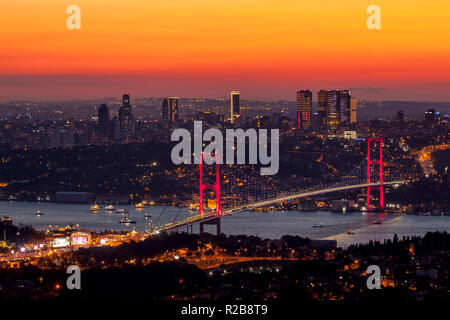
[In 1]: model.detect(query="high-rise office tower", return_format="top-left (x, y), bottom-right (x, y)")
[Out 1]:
top-left (326, 90), bottom-right (340, 128)
top-left (350, 98), bottom-right (357, 123)
top-left (317, 90), bottom-right (328, 126)
top-left (296, 90), bottom-right (312, 129)
top-left (339, 90), bottom-right (351, 123)
top-left (97, 104), bottom-right (109, 135)
top-left (318, 89), bottom-right (352, 128)
top-left (168, 97), bottom-right (179, 125)
top-left (395, 110), bottom-right (405, 123)
top-left (424, 109), bottom-right (437, 129)
top-left (162, 98), bottom-right (169, 122)
top-left (109, 116), bottom-right (120, 140)
top-left (230, 91), bottom-right (240, 123)
top-left (119, 94), bottom-right (133, 138)
top-left (122, 94), bottom-right (130, 107)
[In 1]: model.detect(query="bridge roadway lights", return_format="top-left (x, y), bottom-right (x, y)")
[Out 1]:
top-left (200, 217), bottom-right (221, 236)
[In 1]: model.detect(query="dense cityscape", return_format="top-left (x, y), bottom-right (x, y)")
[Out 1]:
top-left (1, 0), bottom-right (450, 314)
top-left (0, 89), bottom-right (449, 307)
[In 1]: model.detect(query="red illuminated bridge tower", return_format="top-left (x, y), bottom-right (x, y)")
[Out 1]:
top-left (366, 136), bottom-right (384, 211)
top-left (199, 154), bottom-right (222, 235)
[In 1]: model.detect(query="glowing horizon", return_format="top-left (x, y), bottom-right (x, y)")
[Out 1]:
top-left (1, 0), bottom-right (450, 101)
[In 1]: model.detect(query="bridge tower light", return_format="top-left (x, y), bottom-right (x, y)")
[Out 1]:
top-left (367, 136), bottom-right (384, 211)
top-left (199, 153), bottom-right (222, 236)
top-left (199, 153), bottom-right (221, 216)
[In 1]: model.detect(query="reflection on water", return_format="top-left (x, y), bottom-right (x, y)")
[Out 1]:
top-left (221, 211), bottom-right (450, 248)
top-left (1, 201), bottom-right (449, 248)
top-left (0, 201), bottom-right (191, 233)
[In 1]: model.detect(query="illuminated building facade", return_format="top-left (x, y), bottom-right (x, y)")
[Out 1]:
top-left (70, 231), bottom-right (91, 246)
top-left (326, 90), bottom-right (340, 128)
top-left (350, 98), bottom-right (357, 123)
top-left (230, 91), bottom-right (240, 123)
top-left (168, 97), bottom-right (179, 126)
top-left (317, 90), bottom-right (328, 126)
top-left (424, 108), bottom-right (438, 129)
top-left (339, 90), bottom-right (351, 123)
top-left (318, 89), bottom-right (352, 128)
top-left (296, 90), bottom-right (312, 129)
top-left (119, 94), bottom-right (134, 139)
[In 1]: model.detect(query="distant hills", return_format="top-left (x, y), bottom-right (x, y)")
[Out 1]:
top-left (356, 101), bottom-right (450, 120)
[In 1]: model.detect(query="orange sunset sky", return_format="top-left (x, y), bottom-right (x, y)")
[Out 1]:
top-left (0, 0), bottom-right (449, 101)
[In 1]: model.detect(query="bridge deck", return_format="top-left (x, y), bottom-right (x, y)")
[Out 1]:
top-left (148, 180), bottom-right (409, 234)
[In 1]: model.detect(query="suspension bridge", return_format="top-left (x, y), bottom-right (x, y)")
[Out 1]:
top-left (148, 136), bottom-right (410, 235)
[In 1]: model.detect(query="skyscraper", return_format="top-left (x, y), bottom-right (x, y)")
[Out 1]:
top-left (318, 89), bottom-right (352, 128)
top-left (231, 91), bottom-right (240, 123)
top-left (97, 104), bottom-right (109, 135)
top-left (162, 98), bottom-right (169, 122)
top-left (109, 116), bottom-right (120, 140)
top-left (395, 110), bottom-right (405, 123)
top-left (317, 90), bottom-right (328, 126)
top-left (350, 98), bottom-right (357, 123)
top-left (168, 97), bottom-right (179, 126)
top-left (424, 109), bottom-right (437, 129)
top-left (119, 94), bottom-right (133, 138)
top-left (122, 94), bottom-right (130, 107)
top-left (326, 90), bottom-right (339, 128)
top-left (339, 90), bottom-right (351, 123)
top-left (296, 90), bottom-right (312, 129)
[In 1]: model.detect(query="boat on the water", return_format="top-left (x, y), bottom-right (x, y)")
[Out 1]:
top-left (116, 208), bottom-right (129, 214)
top-left (135, 202), bottom-right (145, 209)
top-left (105, 205), bottom-right (116, 211)
top-left (90, 204), bottom-right (101, 212)
top-left (119, 217), bottom-right (136, 224)
top-left (66, 223), bottom-right (79, 231)
top-left (312, 223), bottom-right (324, 228)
